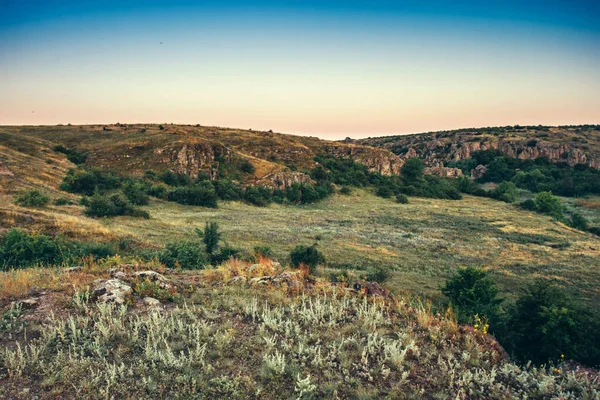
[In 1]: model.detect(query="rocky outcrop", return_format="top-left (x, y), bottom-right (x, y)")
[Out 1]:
top-left (153, 142), bottom-right (235, 179)
top-left (92, 279), bottom-right (132, 305)
top-left (471, 164), bottom-right (488, 180)
top-left (358, 126), bottom-right (600, 170)
top-left (259, 171), bottom-right (316, 189)
top-left (425, 166), bottom-right (463, 178)
top-left (324, 144), bottom-right (405, 175)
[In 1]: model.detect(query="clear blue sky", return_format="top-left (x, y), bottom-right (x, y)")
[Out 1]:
top-left (1, 0), bottom-right (599, 138)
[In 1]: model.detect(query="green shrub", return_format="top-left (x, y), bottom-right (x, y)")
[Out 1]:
top-left (15, 190), bottom-right (50, 208)
top-left (195, 222), bottom-right (221, 256)
top-left (53, 145), bottom-right (88, 164)
top-left (85, 193), bottom-right (148, 218)
top-left (290, 244), bottom-right (325, 274)
top-left (441, 267), bottom-right (502, 324)
top-left (535, 191), bottom-right (564, 219)
top-left (491, 181), bottom-right (518, 203)
top-left (589, 227), bottom-right (600, 237)
top-left (240, 160), bottom-right (255, 174)
top-left (569, 213), bottom-right (588, 231)
top-left (212, 246), bottom-right (240, 265)
top-left (364, 267), bottom-right (390, 283)
top-left (254, 246), bottom-right (273, 259)
top-left (401, 158), bottom-right (425, 182)
top-left (60, 168), bottom-right (121, 195)
top-left (121, 180), bottom-right (150, 205)
top-left (161, 171), bottom-right (191, 187)
top-left (339, 186), bottom-right (352, 195)
top-left (395, 193), bottom-right (409, 204)
top-left (53, 197), bottom-right (74, 206)
top-left (159, 241), bottom-right (208, 269)
top-left (501, 280), bottom-right (600, 366)
top-left (213, 180), bottom-right (243, 201)
top-left (519, 199), bottom-right (538, 211)
top-left (0, 229), bottom-right (61, 269)
top-left (167, 183), bottom-right (218, 208)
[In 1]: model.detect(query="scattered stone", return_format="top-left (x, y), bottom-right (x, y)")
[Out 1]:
top-left (19, 298), bottom-right (40, 309)
top-left (249, 276), bottom-right (272, 286)
top-left (64, 266), bottom-right (83, 273)
top-left (113, 271), bottom-right (127, 280)
top-left (227, 276), bottom-right (247, 285)
top-left (143, 297), bottom-right (161, 308)
top-left (132, 271), bottom-right (172, 289)
top-left (92, 279), bottom-right (132, 305)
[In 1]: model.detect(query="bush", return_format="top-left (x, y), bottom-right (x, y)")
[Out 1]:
top-left (501, 280), bottom-right (600, 366)
top-left (569, 212), bottom-right (589, 231)
top-left (161, 171), bottom-right (191, 187)
top-left (167, 183), bottom-right (218, 208)
top-left (53, 145), bottom-right (87, 164)
top-left (519, 199), bottom-right (538, 211)
top-left (159, 241), bottom-right (208, 269)
top-left (60, 168), bottom-right (121, 195)
top-left (254, 246), bottom-right (273, 259)
top-left (212, 246), bottom-right (240, 265)
top-left (535, 191), bottom-right (564, 219)
top-left (0, 229), bottom-right (61, 269)
top-left (213, 180), bottom-right (242, 201)
top-left (401, 158), bottom-right (425, 182)
top-left (589, 227), bottom-right (600, 237)
top-left (53, 197), bottom-right (74, 206)
top-left (491, 181), bottom-right (518, 203)
top-left (85, 193), bottom-right (147, 218)
top-left (441, 267), bottom-right (502, 324)
top-left (239, 160), bottom-right (255, 174)
top-left (395, 193), bottom-right (409, 204)
top-left (364, 267), bottom-right (390, 283)
top-left (339, 186), bottom-right (352, 195)
top-left (121, 180), bottom-right (150, 205)
top-left (15, 190), bottom-right (50, 208)
top-left (195, 222), bottom-right (221, 256)
top-left (290, 244), bottom-right (325, 274)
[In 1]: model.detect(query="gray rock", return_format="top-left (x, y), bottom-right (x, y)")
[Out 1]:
top-left (227, 276), bottom-right (247, 285)
top-left (143, 297), bottom-right (161, 308)
top-left (19, 298), bottom-right (40, 309)
top-left (113, 271), bottom-right (127, 280)
top-left (132, 271), bottom-right (172, 289)
top-left (64, 266), bottom-right (83, 273)
top-left (92, 279), bottom-right (132, 305)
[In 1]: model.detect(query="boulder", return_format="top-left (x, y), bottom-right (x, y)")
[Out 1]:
top-left (64, 266), bottom-right (83, 273)
top-left (19, 298), bottom-right (40, 309)
top-left (226, 276), bottom-right (247, 285)
top-left (143, 297), bottom-right (161, 308)
top-left (132, 271), bottom-right (172, 289)
top-left (92, 279), bottom-right (132, 305)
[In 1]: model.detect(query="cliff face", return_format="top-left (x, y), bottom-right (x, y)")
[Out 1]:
top-left (323, 144), bottom-right (405, 175)
top-left (357, 125), bottom-right (600, 170)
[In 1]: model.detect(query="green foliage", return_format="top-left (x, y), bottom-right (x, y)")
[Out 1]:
top-left (253, 246), bottom-right (273, 259)
top-left (339, 186), bottom-right (352, 195)
top-left (121, 180), bottom-right (150, 205)
top-left (0, 229), bottom-right (116, 270)
top-left (53, 145), bottom-right (88, 164)
top-left (167, 182), bottom-right (218, 208)
top-left (401, 158), bottom-right (425, 182)
top-left (161, 171), bottom-right (191, 187)
top-left (364, 267), bottom-right (390, 283)
top-left (239, 159), bottom-right (255, 174)
top-left (15, 190), bottom-right (50, 208)
top-left (491, 181), bottom-right (518, 203)
top-left (53, 197), bottom-right (74, 206)
top-left (519, 199), bottom-right (538, 211)
top-left (0, 229), bottom-right (61, 269)
top-left (85, 193), bottom-right (149, 219)
top-left (60, 168), bottom-right (121, 196)
top-left (441, 267), bottom-right (502, 324)
top-left (569, 212), bottom-right (588, 231)
top-left (196, 222), bottom-right (221, 256)
top-left (501, 280), bottom-right (600, 367)
top-left (213, 180), bottom-right (243, 201)
top-left (395, 193), bottom-right (409, 204)
top-left (290, 244), bottom-right (325, 273)
top-left (159, 241), bottom-right (208, 269)
top-left (534, 191), bottom-right (563, 219)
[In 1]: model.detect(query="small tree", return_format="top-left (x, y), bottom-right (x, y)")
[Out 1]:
top-left (569, 212), bottom-right (588, 231)
top-left (15, 190), bottom-right (50, 208)
top-left (196, 222), bottom-right (221, 256)
top-left (401, 158), bottom-right (425, 182)
top-left (290, 244), bottom-right (325, 274)
top-left (535, 191), bottom-right (563, 219)
top-left (442, 267), bottom-right (502, 325)
top-left (492, 181), bottom-right (518, 203)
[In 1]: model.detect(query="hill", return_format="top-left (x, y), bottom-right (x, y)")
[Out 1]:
top-left (355, 125), bottom-right (600, 177)
top-left (0, 124), bottom-right (405, 196)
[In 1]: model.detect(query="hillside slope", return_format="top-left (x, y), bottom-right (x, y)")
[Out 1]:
top-left (355, 125), bottom-right (600, 175)
top-left (0, 124), bottom-right (405, 195)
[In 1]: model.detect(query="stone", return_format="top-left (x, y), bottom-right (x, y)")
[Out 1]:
top-left (113, 271), bottom-right (127, 280)
top-left (64, 266), bottom-right (83, 273)
top-left (227, 276), bottom-right (247, 285)
top-left (92, 279), bottom-right (132, 305)
top-left (143, 297), bottom-right (161, 308)
top-left (132, 271), bottom-right (172, 289)
top-left (19, 298), bottom-right (40, 309)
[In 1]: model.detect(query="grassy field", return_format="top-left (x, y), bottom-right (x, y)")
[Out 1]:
top-left (3, 187), bottom-right (599, 306)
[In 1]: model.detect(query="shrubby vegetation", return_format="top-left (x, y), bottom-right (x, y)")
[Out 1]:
top-left (290, 244), bottom-right (325, 274)
top-left (443, 267), bottom-right (600, 368)
top-left (52, 145), bottom-right (88, 164)
top-left (14, 190), bottom-right (50, 208)
top-left (84, 193), bottom-right (149, 219)
top-left (0, 229), bottom-right (116, 270)
top-left (447, 149), bottom-right (600, 197)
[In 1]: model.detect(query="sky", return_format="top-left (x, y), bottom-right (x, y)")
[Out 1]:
top-left (1, 1), bottom-right (599, 139)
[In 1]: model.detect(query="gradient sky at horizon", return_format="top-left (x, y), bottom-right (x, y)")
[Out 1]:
top-left (1, 1), bottom-right (599, 139)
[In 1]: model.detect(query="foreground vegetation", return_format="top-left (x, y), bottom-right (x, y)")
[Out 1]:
top-left (1, 259), bottom-right (599, 399)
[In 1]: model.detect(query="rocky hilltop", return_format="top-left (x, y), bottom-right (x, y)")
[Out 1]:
top-left (356, 125), bottom-right (600, 173)
top-left (0, 124), bottom-right (405, 193)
